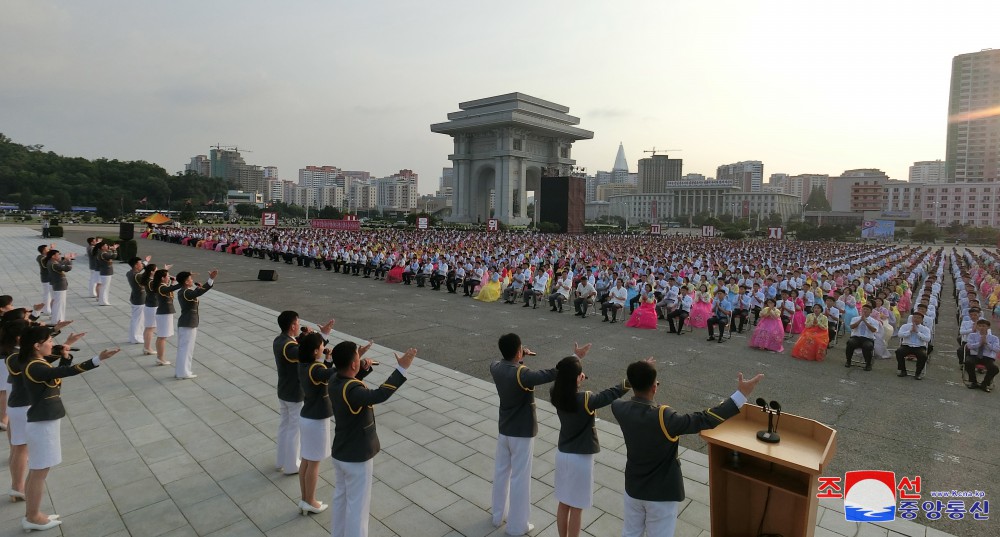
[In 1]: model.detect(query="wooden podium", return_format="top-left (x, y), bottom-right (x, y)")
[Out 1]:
top-left (699, 405), bottom-right (836, 537)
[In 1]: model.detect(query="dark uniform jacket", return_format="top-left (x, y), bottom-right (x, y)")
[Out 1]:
top-left (611, 395), bottom-right (740, 502)
top-left (144, 278), bottom-right (159, 308)
top-left (298, 360), bottom-right (340, 420)
top-left (48, 258), bottom-right (72, 291)
top-left (330, 367), bottom-right (406, 462)
top-left (273, 334), bottom-right (303, 403)
top-left (37, 255), bottom-right (50, 284)
top-left (87, 244), bottom-right (97, 271)
top-left (177, 282), bottom-right (213, 328)
top-left (24, 355), bottom-right (100, 422)
top-left (490, 360), bottom-right (557, 438)
top-left (98, 250), bottom-right (118, 276)
top-left (126, 269), bottom-right (145, 306)
top-left (556, 381), bottom-right (629, 455)
top-left (5, 351), bottom-right (31, 408)
top-left (156, 282), bottom-right (183, 315)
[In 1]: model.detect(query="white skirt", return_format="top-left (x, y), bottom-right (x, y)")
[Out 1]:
top-left (555, 451), bottom-right (594, 509)
top-left (156, 314), bottom-right (175, 338)
top-left (299, 416), bottom-right (331, 462)
top-left (7, 405), bottom-right (28, 446)
top-left (26, 419), bottom-right (62, 469)
top-left (144, 306), bottom-right (158, 328)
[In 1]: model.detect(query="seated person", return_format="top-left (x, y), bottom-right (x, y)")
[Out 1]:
top-left (895, 312), bottom-right (931, 379)
top-left (965, 319), bottom-right (999, 392)
top-left (707, 289), bottom-right (732, 343)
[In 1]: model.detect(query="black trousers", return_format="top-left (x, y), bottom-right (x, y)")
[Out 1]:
top-left (707, 315), bottom-right (729, 338)
top-left (965, 357), bottom-right (999, 387)
top-left (667, 309), bottom-right (688, 333)
top-left (730, 308), bottom-right (749, 332)
top-left (464, 279), bottom-right (480, 295)
top-left (895, 345), bottom-right (928, 375)
top-left (601, 302), bottom-right (622, 321)
top-left (574, 297), bottom-right (593, 315)
top-left (845, 336), bottom-right (874, 366)
top-left (752, 306), bottom-right (761, 325)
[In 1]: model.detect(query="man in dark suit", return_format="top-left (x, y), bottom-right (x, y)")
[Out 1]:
top-left (489, 333), bottom-right (591, 536)
top-left (329, 342), bottom-right (416, 537)
top-left (173, 269), bottom-right (217, 379)
top-left (612, 361), bottom-right (763, 537)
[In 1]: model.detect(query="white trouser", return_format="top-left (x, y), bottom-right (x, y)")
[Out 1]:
top-left (90, 270), bottom-right (100, 296)
top-left (276, 400), bottom-right (302, 473)
top-left (98, 275), bottom-right (113, 305)
top-left (50, 290), bottom-right (67, 324)
top-left (331, 458), bottom-right (374, 537)
top-left (174, 327), bottom-right (197, 377)
top-left (41, 282), bottom-right (52, 315)
top-left (622, 492), bottom-right (679, 537)
top-left (129, 304), bottom-right (145, 343)
top-left (492, 434), bottom-right (534, 534)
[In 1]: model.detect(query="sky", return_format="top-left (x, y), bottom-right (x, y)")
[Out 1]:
top-left (2, 0), bottom-right (998, 195)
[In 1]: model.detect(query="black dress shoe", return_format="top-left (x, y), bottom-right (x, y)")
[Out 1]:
top-left (845, 362), bottom-right (851, 368)
top-left (864, 365), bottom-right (872, 371)
top-left (897, 371), bottom-right (907, 377)
top-left (914, 373), bottom-right (924, 380)
top-left (523, 304), bottom-right (530, 308)
top-left (983, 385), bottom-right (992, 393)
top-left (602, 318), bottom-right (608, 322)
top-left (707, 336), bottom-right (716, 341)
top-left (668, 329), bottom-right (677, 334)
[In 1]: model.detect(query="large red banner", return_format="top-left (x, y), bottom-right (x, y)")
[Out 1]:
top-left (310, 219), bottom-right (361, 231)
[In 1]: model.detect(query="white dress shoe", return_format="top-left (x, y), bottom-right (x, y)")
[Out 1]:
top-left (22, 517), bottom-right (62, 531)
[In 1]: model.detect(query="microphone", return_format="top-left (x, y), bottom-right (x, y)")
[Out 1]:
top-left (756, 398), bottom-right (781, 444)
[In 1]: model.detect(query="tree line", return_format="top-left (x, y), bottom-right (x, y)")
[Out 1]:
top-left (0, 133), bottom-right (231, 219)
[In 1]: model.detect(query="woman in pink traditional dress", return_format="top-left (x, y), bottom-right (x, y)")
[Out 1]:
top-left (688, 284), bottom-right (712, 329)
top-left (625, 284), bottom-right (658, 329)
top-left (385, 261), bottom-right (404, 284)
top-left (789, 294), bottom-right (806, 334)
top-left (750, 298), bottom-right (785, 352)
top-left (791, 304), bottom-right (829, 361)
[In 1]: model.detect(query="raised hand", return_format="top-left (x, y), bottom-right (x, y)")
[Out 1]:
top-left (208, 269), bottom-right (219, 280)
top-left (64, 332), bottom-right (86, 346)
top-left (395, 348), bottom-right (417, 370)
top-left (737, 372), bottom-right (764, 398)
top-left (144, 255), bottom-right (152, 263)
top-left (574, 341), bottom-right (592, 359)
top-left (99, 348), bottom-right (121, 361)
top-left (358, 340), bottom-right (374, 357)
top-left (53, 320), bottom-right (73, 331)
top-left (320, 319), bottom-right (336, 335)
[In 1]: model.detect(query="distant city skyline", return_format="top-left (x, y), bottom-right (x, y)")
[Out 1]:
top-left (2, 1), bottom-right (997, 196)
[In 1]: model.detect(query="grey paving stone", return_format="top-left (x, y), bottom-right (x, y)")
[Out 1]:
top-left (435, 498), bottom-right (495, 537)
top-left (399, 477), bottom-right (462, 514)
top-left (370, 479), bottom-right (413, 519)
top-left (163, 473), bottom-right (225, 509)
top-left (136, 437), bottom-right (185, 464)
top-left (415, 455), bottom-right (472, 487)
top-left (148, 452), bottom-right (203, 484)
top-left (121, 499), bottom-right (189, 537)
top-left (218, 469), bottom-right (280, 504)
top-left (238, 488), bottom-right (301, 532)
top-left (50, 480), bottom-right (114, 516)
top-left (382, 503), bottom-right (454, 537)
top-left (59, 500), bottom-right (129, 537)
top-left (371, 454), bottom-right (425, 490)
top-left (178, 492), bottom-right (247, 535)
top-left (109, 476), bottom-right (170, 514)
top-left (96, 456), bottom-right (156, 489)
top-left (204, 518), bottom-right (267, 537)
top-left (200, 451), bottom-right (255, 482)
top-left (263, 514), bottom-right (329, 537)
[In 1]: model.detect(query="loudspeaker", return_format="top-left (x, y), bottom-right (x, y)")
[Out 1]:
top-left (119, 222), bottom-right (135, 241)
top-left (257, 269), bottom-right (278, 281)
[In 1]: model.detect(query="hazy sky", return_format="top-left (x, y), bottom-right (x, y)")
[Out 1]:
top-left (2, 0), bottom-right (997, 194)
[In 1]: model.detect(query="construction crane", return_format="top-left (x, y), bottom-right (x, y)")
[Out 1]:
top-left (210, 143), bottom-right (252, 153)
top-left (644, 147), bottom-right (682, 157)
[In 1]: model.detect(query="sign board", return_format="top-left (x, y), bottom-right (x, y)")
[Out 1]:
top-left (742, 200), bottom-right (751, 218)
top-left (861, 220), bottom-right (895, 239)
top-left (651, 200), bottom-right (658, 221)
top-left (768, 227), bottom-right (783, 239)
top-left (487, 218), bottom-right (499, 232)
top-left (310, 219), bottom-right (361, 231)
top-left (261, 212), bottom-right (277, 227)
top-left (702, 225), bottom-right (716, 237)
top-left (650, 224), bottom-right (661, 235)
top-left (417, 217), bottom-right (429, 230)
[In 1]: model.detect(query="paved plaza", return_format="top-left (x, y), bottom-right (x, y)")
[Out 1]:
top-left (0, 226), bottom-right (975, 536)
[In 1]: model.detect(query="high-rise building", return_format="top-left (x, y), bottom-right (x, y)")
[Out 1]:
top-left (439, 168), bottom-right (454, 195)
top-left (827, 169), bottom-right (889, 212)
top-left (716, 161), bottom-right (764, 193)
top-left (375, 170), bottom-right (419, 211)
top-left (263, 166), bottom-right (279, 180)
top-left (786, 174), bottom-right (830, 204)
top-left (299, 165), bottom-right (344, 188)
top-left (209, 148), bottom-right (265, 194)
top-left (319, 186), bottom-right (345, 209)
top-left (185, 155), bottom-right (211, 177)
top-left (637, 154), bottom-right (683, 193)
top-left (908, 160), bottom-right (946, 184)
top-left (766, 173), bottom-right (789, 193)
top-left (592, 143), bottom-right (638, 200)
top-left (946, 49), bottom-right (1000, 183)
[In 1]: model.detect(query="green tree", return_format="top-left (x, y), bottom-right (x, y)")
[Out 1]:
top-left (804, 186), bottom-right (831, 211)
top-left (179, 203), bottom-right (197, 223)
top-left (235, 203), bottom-right (261, 218)
top-left (766, 212), bottom-right (783, 227)
top-left (910, 221), bottom-right (940, 243)
top-left (52, 190), bottom-right (72, 213)
top-left (18, 186), bottom-right (34, 211)
top-left (318, 206), bottom-right (343, 219)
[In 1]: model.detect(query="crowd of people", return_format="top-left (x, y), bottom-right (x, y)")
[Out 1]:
top-left (2, 225), bottom-right (998, 536)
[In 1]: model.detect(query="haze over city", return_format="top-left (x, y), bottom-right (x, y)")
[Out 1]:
top-left (2, 0), bottom-right (998, 193)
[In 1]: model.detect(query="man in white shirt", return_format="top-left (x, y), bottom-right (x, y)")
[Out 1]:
top-left (965, 319), bottom-right (1000, 392)
top-left (957, 307), bottom-right (983, 366)
top-left (573, 278), bottom-right (597, 317)
top-left (667, 286), bottom-right (693, 334)
top-left (523, 268), bottom-right (549, 309)
top-left (602, 278), bottom-right (627, 323)
top-left (846, 304), bottom-right (880, 371)
top-left (895, 312), bottom-right (932, 379)
top-left (548, 270), bottom-right (573, 312)
top-left (504, 263), bottom-right (529, 303)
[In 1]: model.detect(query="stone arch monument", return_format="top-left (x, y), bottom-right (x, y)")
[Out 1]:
top-left (431, 93), bottom-right (593, 225)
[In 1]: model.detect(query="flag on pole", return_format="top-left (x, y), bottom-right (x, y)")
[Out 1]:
top-left (138, 197), bottom-right (147, 205)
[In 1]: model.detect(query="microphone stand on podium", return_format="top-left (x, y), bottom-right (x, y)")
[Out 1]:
top-left (700, 400), bottom-right (836, 537)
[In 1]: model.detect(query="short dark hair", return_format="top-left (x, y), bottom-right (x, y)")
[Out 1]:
top-left (277, 311), bottom-right (298, 333)
top-left (0, 295), bottom-right (12, 309)
top-left (912, 311), bottom-right (924, 319)
top-left (128, 257), bottom-right (143, 266)
top-left (37, 244), bottom-right (48, 254)
top-left (626, 360), bottom-right (657, 392)
top-left (977, 319), bottom-right (991, 327)
top-left (175, 271), bottom-right (192, 286)
top-left (297, 332), bottom-right (325, 361)
top-left (498, 333), bottom-right (521, 361)
top-left (861, 303), bottom-right (873, 311)
top-left (331, 341), bottom-right (358, 370)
